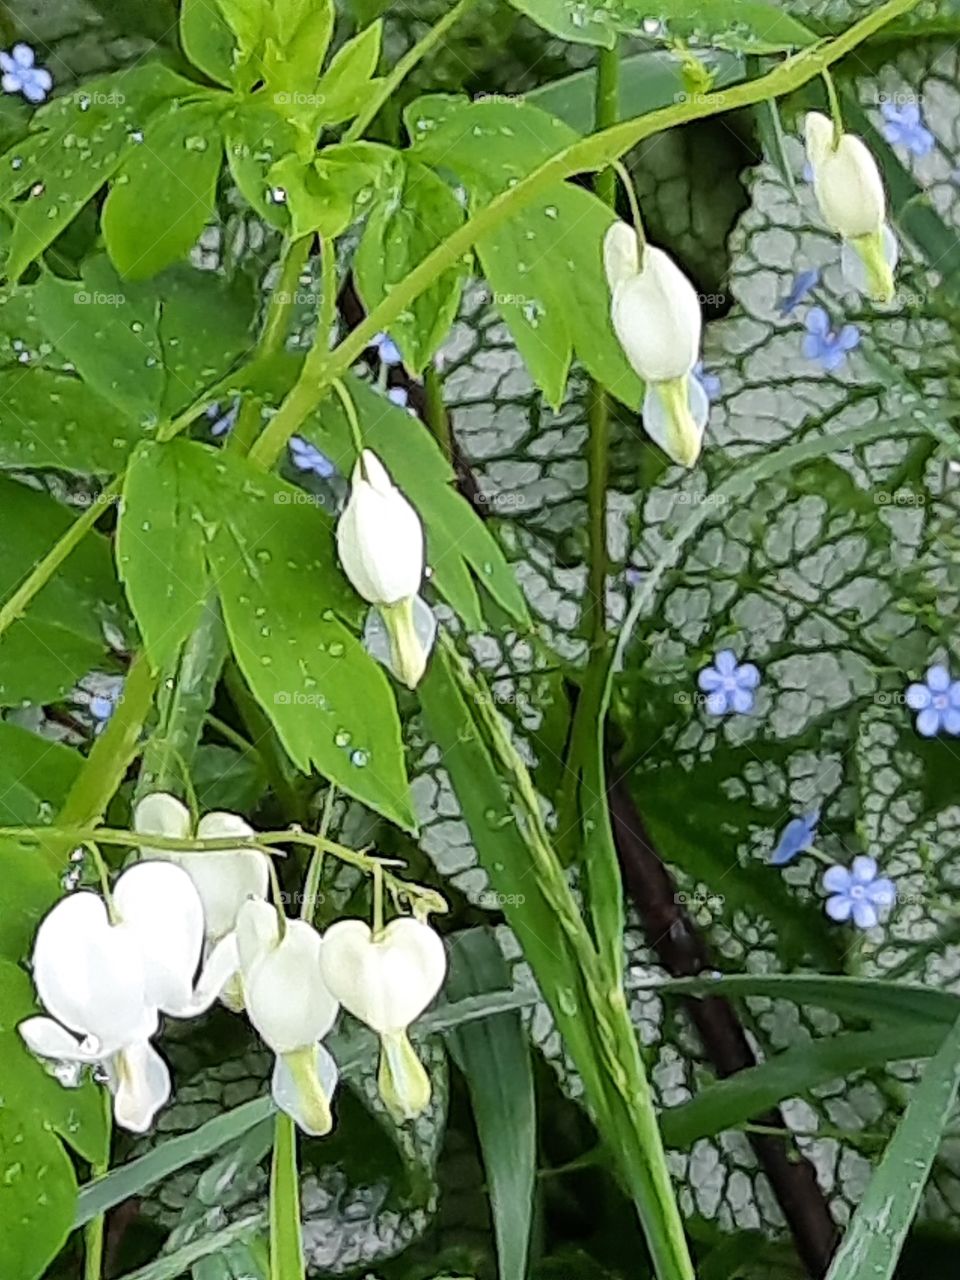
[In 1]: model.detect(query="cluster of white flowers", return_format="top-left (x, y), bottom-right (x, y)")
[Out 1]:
top-left (606, 109), bottom-right (895, 465)
top-left (19, 793), bottom-right (447, 1135)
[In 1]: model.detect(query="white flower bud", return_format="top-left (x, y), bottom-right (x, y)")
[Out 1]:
top-left (805, 112), bottom-right (885, 239)
top-left (603, 222), bottom-right (707, 466)
top-left (336, 450), bottom-right (424, 606)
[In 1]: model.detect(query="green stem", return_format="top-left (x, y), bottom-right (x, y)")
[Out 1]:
top-left (332, 377), bottom-right (365, 454)
top-left (0, 478), bottom-right (120, 644)
top-left (42, 652), bottom-right (158, 871)
top-left (269, 1113), bottom-right (304, 1280)
top-left (247, 0), bottom-right (916, 474)
top-left (821, 66), bottom-right (844, 142)
top-left (424, 365), bottom-right (452, 460)
top-left (343, 0), bottom-right (482, 143)
top-left (82, 1097), bottom-right (111, 1280)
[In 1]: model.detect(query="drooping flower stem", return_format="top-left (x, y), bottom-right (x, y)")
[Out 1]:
top-left (331, 377), bottom-right (366, 455)
top-left (821, 67), bottom-right (845, 144)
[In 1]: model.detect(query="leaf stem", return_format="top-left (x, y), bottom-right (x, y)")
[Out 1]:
top-left (0, 479), bottom-right (120, 645)
top-left (270, 1112), bottom-right (305, 1280)
top-left (343, 0), bottom-right (482, 144)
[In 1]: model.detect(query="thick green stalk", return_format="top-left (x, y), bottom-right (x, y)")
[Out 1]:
top-left (83, 1097), bottom-right (112, 1280)
top-left (248, 0), bottom-right (918, 473)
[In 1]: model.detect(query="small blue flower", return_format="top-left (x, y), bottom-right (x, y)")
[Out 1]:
top-left (697, 649), bottom-right (761, 716)
top-left (206, 400), bottom-right (239, 437)
top-left (905, 665), bottom-right (960, 737)
top-left (693, 361), bottom-right (721, 402)
top-left (289, 435), bottom-right (336, 478)
top-left (881, 102), bottom-right (934, 157)
top-left (777, 268), bottom-right (820, 317)
top-left (75, 675), bottom-right (123, 735)
top-left (802, 306), bottom-right (860, 372)
top-left (387, 385), bottom-right (409, 409)
top-left (802, 160), bottom-right (814, 183)
top-left (370, 332), bottom-right (402, 367)
top-left (823, 856), bottom-right (896, 929)
top-left (1, 44), bottom-right (53, 104)
top-left (770, 809), bottom-right (820, 866)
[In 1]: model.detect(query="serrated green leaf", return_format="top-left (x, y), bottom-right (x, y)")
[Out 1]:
top-left (103, 100), bottom-right (225, 279)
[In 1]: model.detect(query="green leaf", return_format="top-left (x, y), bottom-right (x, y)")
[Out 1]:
top-left (314, 20), bottom-right (383, 126)
top-left (262, 0), bottom-right (335, 98)
top-left (446, 929), bottom-right (536, 1280)
top-left (119, 440), bottom-right (415, 829)
top-left (661, 1025), bottom-right (947, 1149)
top-left (180, 0), bottom-right (250, 88)
top-left (118, 441), bottom-right (209, 673)
top-left (102, 100), bottom-right (226, 279)
top-left (0, 844), bottom-right (60, 963)
top-left (306, 375), bottom-right (529, 629)
top-left (661, 974), bottom-right (960, 1029)
top-left (32, 253), bottom-right (256, 420)
top-left (355, 156), bottom-right (467, 374)
top-left (507, 0), bottom-right (815, 50)
top-left (0, 959), bottom-right (109, 1280)
top-left (224, 103), bottom-right (306, 228)
top-left (0, 723), bottom-right (82, 827)
top-left (116, 1217), bottom-right (266, 1280)
top-left (0, 478), bottom-right (126, 706)
top-left (0, 64), bottom-right (192, 281)
top-left (825, 1015), bottom-right (960, 1280)
top-left (0, 369), bottom-right (139, 473)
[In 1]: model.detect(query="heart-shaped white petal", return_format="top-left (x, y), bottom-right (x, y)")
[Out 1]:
top-left (133, 792), bottom-right (192, 855)
top-left (239, 905), bottom-right (338, 1055)
top-left (32, 891), bottom-right (156, 1057)
top-left (113, 862), bottom-right (205, 1018)
top-left (319, 917), bottom-right (446, 1035)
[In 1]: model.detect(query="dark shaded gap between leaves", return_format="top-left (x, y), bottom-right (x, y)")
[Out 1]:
top-left (606, 775), bottom-right (839, 1280)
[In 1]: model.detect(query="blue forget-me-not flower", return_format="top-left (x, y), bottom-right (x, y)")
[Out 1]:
top-left (1, 44), bottom-right (52, 104)
top-left (880, 102), bottom-right (934, 157)
top-left (823, 856), bottom-right (896, 929)
top-left (697, 650), bottom-right (761, 715)
top-left (905, 665), bottom-right (960, 737)
top-left (803, 306), bottom-right (860, 372)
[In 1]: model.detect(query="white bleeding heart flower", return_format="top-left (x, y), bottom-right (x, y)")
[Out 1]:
top-left (134, 792), bottom-right (269, 1008)
top-left (18, 863), bottom-right (231, 1133)
top-left (319, 917), bottom-right (446, 1120)
top-left (603, 221), bottom-right (706, 467)
top-left (804, 111), bottom-right (897, 303)
top-left (336, 450), bottom-right (430, 689)
top-left (236, 900), bottom-right (340, 1136)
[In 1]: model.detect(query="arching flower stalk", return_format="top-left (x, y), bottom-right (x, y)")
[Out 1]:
top-left (603, 220), bottom-right (707, 467)
top-left (320, 917), bottom-right (447, 1121)
top-left (804, 111), bottom-right (898, 304)
top-left (19, 863), bottom-right (233, 1132)
top-left (336, 449), bottom-right (433, 689)
top-left (134, 792), bottom-right (270, 1009)
top-left (236, 900), bottom-right (340, 1135)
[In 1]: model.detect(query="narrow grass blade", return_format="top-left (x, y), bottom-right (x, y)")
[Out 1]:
top-left (447, 929), bottom-right (536, 1280)
top-left (825, 1015), bottom-right (960, 1280)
